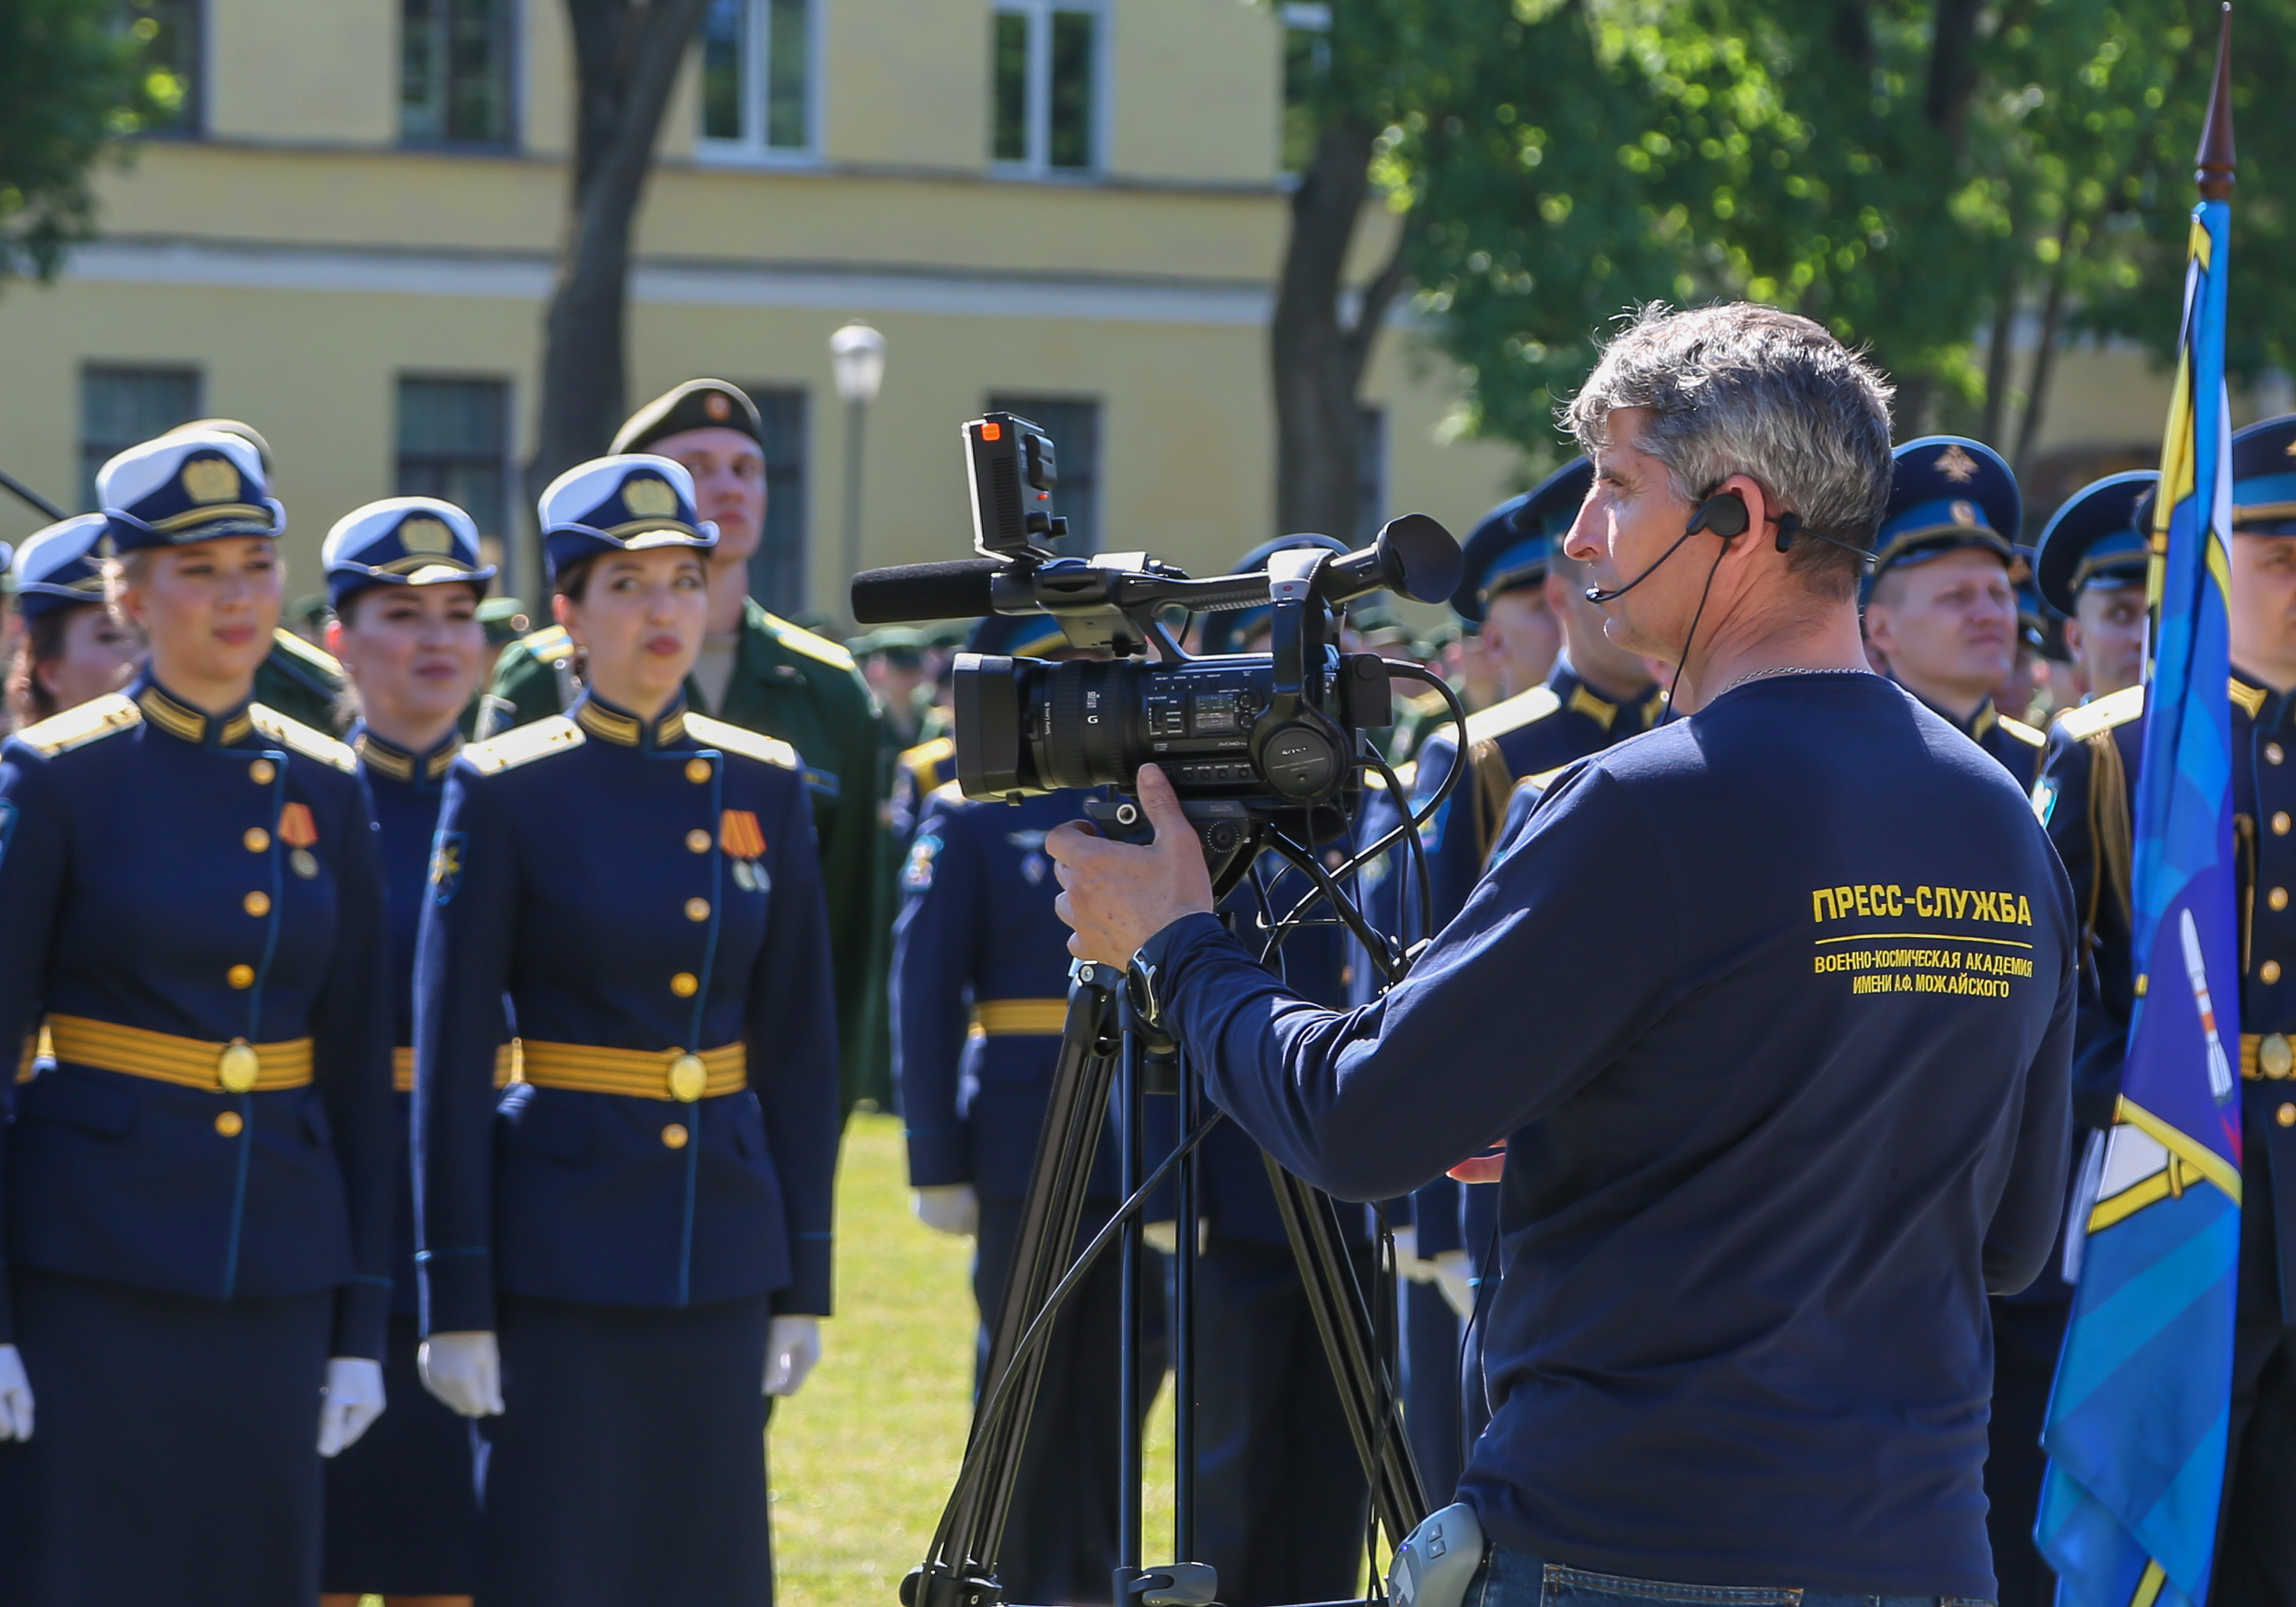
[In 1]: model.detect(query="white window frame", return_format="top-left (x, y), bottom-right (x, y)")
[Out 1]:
top-left (696, 0), bottom-right (822, 167)
top-left (992, 0), bottom-right (1108, 179)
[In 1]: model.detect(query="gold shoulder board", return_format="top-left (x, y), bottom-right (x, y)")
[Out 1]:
top-left (12, 693), bottom-right (142, 758)
top-left (2053, 685), bottom-right (2146, 743)
top-left (1463, 684), bottom-right (1562, 746)
top-left (900, 735), bottom-right (956, 774)
top-left (685, 712), bottom-right (800, 770)
top-left (1998, 714), bottom-right (2048, 749)
top-left (762, 612), bottom-right (857, 671)
top-left (928, 779), bottom-right (968, 804)
top-left (522, 626), bottom-right (575, 667)
top-left (248, 705), bottom-right (358, 773)
top-left (467, 715), bottom-right (584, 775)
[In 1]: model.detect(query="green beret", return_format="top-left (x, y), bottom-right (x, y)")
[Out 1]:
top-left (612, 380), bottom-right (764, 455)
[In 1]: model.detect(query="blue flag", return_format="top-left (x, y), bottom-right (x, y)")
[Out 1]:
top-left (2034, 197), bottom-right (2242, 1607)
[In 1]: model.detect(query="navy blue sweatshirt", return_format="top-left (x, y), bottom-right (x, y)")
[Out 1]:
top-left (1137, 671), bottom-right (2075, 1599)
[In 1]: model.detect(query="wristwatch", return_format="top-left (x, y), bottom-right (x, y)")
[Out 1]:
top-left (1125, 945), bottom-right (1164, 1030)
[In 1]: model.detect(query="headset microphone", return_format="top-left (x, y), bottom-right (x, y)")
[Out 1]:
top-left (1582, 491), bottom-right (1749, 605)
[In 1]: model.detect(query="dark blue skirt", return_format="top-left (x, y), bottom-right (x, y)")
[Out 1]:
top-left (478, 1290), bottom-right (774, 1607)
top-left (0, 1268), bottom-right (332, 1607)
top-left (321, 1312), bottom-right (483, 1595)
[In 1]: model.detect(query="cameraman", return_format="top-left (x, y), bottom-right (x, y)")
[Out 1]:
top-left (1046, 302), bottom-right (2075, 1605)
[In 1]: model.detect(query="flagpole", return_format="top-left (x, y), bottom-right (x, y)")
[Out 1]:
top-left (2196, 3), bottom-right (2236, 203)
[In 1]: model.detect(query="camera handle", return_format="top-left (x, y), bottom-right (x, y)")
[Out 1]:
top-left (1084, 797), bottom-right (1255, 892)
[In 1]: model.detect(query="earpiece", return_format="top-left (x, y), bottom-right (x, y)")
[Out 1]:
top-left (1774, 512), bottom-right (1802, 553)
top-left (1685, 492), bottom-right (1750, 544)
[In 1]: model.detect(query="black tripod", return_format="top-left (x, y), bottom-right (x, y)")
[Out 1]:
top-left (906, 828), bottom-right (1455, 1607)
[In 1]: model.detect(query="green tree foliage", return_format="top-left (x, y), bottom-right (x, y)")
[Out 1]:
top-left (0, 0), bottom-right (167, 287)
top-left (1399, 0), bottom-right (2270, 468)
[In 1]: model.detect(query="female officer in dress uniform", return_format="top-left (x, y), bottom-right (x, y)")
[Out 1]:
top-left (4, 515), bottom-right (143, 727)
top-left (0, 429), bottom-right (396, 1607)
top-left (317, 497), bottom-right (497, 1607)
top-left (412, 455), bottom-right (840, 1607)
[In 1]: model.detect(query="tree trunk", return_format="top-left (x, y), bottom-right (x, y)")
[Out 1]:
top-left (2013, 218), bottom-right (2080, 479)
top-left (1271, 115), bottom-right (1412, 541)
top-left (530, 0), bottom-right (714, 522)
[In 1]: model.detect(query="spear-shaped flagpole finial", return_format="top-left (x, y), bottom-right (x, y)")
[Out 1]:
top-left (2197, 2), bottom-right (2237, 200)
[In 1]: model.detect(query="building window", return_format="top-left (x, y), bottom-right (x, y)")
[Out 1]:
top-left (396, 377), bottom-right (510, 569)
top-left (988, 395), bottom-right (1099, 555)
top-left (737, 385), bottom-right (809, 617)
top-left (701, 0), bottom-right (815, 157)
top-left (1280, 2), bottom-right (1330, 174)
top-left (991, 2), bottom-right (1100, 174)
top-left (402, 0), bottom-right (515, 147)
top-left (122, 0), bottom-right (203, 136)
top-left (81, 365), bottom-right (200, 512)
top-left (1357, 406), bottom-right (1387, 543)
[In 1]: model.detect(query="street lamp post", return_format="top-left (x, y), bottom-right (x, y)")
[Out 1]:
top-left (829, 322), bottom-right (887, 629)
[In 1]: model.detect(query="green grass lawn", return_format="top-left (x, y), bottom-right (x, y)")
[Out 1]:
top-left (772, 1113), bottom-right (1179, 1607)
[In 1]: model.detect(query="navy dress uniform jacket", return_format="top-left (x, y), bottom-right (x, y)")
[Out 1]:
top-left (0, 678), bottom-right (395, 1357)
top-left (413, 693), bottom-right (841, 1332)
top-left (894, 785), bottom-right (1113, 1200)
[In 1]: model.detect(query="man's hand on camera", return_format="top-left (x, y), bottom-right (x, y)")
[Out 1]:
top-left (1046, 765), bottom-right (1217, 964)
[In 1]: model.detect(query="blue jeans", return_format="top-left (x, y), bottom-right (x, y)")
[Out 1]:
top-left (1467, 1543), bottom-right (1995, 1607)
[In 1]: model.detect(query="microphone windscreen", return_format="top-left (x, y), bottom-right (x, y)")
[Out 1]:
top-left (1376, 514), bottom-right (1463, 604)
top-left (850, 558), bottom-right (1003, 624)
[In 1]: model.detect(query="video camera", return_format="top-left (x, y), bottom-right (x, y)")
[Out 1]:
top-left (851, 412), bottom-right (1465, 882)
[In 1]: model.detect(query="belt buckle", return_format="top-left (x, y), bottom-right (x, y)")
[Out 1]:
top-left (216, 1039), bottom-right (260, 1094)
top-left (2264, 1033), bottom-right (2293, 1079)
top-left (666, 1052), bottom-right (708, 1104)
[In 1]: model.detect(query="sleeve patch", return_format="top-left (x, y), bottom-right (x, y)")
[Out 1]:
top-left (903, 832), bottom-right (942, 891)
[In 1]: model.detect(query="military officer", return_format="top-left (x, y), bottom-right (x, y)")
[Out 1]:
top-left (0, 429), bottom-right (396, 1606)
top-left (1386, 464), bottom-right (1666, 1458)
top-left (317, 497), bottom-right (499, 1607)
top-left (893, 610), bottom-right (1166, 1604)
top-left (413, 454), bottom-right (840, 1607)
top-left (4, 515), bottom-right (142, 728)
top-left (2034, 472), bottom-right (2156, 704)
top-left (2033, 415), bottom-right (2296, 1606)
top-left (1862, 436), bottom-right (2046, 785)
top-left (158, 417), bottom-right (352, 730)
top-left (486, 381), bottom-right (888, 1112)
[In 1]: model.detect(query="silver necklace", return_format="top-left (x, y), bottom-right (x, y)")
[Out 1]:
top-left (1711, 664), bottom-right (1868, 700)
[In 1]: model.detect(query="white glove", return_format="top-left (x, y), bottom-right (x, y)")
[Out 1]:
top-left (419, 1329), bottom-right (504, 1417)
top-left (1142, 1220), bottom-right (1179, 1255)
top-left (764, 1314), bottom-right (821, 1397)
top-left (1433, 1250), bottom-right (1476, 1321)
top-left (0, 1344), bottom-right (33, 1441)
top-left (1392, 1224), bottom-right (1437, 1280)
top-left (317, 1356), bottom-right (386, 1457)
top-left (912, 1183), bottom-right (979, 1237)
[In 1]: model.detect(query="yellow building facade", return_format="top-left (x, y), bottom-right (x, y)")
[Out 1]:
top-left (0, 0), bottom-right (1526, 617)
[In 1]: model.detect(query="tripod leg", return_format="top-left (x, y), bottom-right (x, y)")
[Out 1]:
top-left (1173, 1047), bottom-right (1200, 1566)
top-left (1115, 1013), bottom-right (1145, 1606)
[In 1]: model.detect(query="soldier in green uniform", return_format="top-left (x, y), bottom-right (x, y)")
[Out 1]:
top-left (484, 381), bottom-right (888, 1110)
top-left (159, 419), bottom-right (350, 731)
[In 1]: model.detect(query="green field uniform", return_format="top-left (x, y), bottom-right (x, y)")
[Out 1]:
top-left (253, 628), bottom-right (347, 732)
top-left (487, 599), bottom-right (890, 1110)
